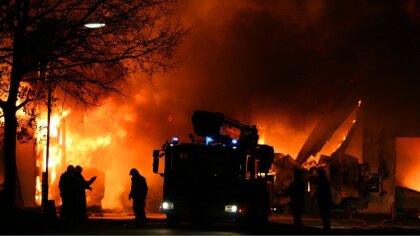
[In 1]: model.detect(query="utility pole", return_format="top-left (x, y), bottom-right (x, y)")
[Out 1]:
top-left (41, 65), bottom-right (52, 214)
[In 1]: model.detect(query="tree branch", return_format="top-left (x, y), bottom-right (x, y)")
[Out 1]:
top-left (16, 98), bottom-right (31, 111)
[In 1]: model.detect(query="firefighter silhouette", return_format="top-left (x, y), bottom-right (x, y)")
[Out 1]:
top-left (74, 165), bottom-right (96, 222)
top-left (58, 165), bottom-right (75, 221)
top-left (285, 168), bottom-right (305, 228)
top-left (129, 168), bottom-right (148, 224)
top-left (310, 166), bottom-right (332, 232)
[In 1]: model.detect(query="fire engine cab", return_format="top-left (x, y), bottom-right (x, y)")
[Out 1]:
top-left (152, 110), bottom-right (274, 227)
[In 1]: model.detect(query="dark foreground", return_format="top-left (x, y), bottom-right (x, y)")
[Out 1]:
top-left (0, 210), bottom-right (419, 235)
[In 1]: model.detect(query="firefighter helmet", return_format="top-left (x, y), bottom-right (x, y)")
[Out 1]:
top-left (130, 168), bottom-right (139, 176)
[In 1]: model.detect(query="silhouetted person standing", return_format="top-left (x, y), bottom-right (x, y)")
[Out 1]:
top-left (286, 168), bottom-right (305, 228)
top-left (311, 167), bottom-right (332, 232)
top-left (74, 165), bottom-right (96, 223)
top-left (129, 168), bottom-right (148, 225)
top-left (58, 165), bottom-right (75, 222)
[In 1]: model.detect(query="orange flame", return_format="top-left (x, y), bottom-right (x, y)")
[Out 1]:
top-left (35, 109), bottom-right (71, 205)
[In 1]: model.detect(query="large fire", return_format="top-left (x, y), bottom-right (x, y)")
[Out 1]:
top-left (31, 86), bottom-right (164, 213)
top-left (33, 95), bottom-right (320, 213)
top-left (35, 108), bottom-right (110, 206)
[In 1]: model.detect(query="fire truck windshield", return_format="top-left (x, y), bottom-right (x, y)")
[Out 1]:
top-left (168, 145), bottom-right (243, 179)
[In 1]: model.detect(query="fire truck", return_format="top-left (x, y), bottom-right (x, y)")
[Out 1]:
top-left (152, 110), bottom-right (274, 227)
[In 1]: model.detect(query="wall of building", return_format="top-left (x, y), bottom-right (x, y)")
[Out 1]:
top-left (359, 96), bottom-right (396, 215)
top-left (360, 89), bottom-right (420, 215)
top-left (16, 141), bottom-right (37, 208)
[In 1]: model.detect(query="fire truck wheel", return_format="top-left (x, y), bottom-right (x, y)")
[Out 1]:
top-left (190, 215), bottom-right (212, 226)
top-left (236, 215), bottom-right (268, 229)
top-left (166, 214), bottom-right (180, 228)
top-left (255, 215), bottom-right (269, 227)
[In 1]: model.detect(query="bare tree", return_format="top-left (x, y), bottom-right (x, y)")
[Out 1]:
top-left (0, 0), bottom-right (186, 212)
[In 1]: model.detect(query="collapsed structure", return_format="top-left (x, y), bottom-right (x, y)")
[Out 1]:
top-left (273, 99), bottom-right (420, 218)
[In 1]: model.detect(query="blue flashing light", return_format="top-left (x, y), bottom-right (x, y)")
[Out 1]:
top-left (231, 139), bottom-right (238, 145)
top-left (172, 136), bottom-right (179, 145)
top-left (205, 136), bottom-right (214, 145)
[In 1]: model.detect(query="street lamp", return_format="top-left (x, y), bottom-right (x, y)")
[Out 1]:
top-left (84, 22), bottom-right (106, 28)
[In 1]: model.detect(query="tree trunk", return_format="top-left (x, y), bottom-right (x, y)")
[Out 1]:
top-left (3, 43), bottom-right (20, 213)
top-left (2, 0), bottom-right (25, 212)
top-left (2, 107), bottom-right (18, 213)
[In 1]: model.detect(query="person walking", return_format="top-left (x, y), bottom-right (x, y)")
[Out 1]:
top-left (286, 168), bottom-right (306, 228)
top-left (310, 167), bottom-right (332, 232)
top-left (129, 168), bottom-right (148, 225)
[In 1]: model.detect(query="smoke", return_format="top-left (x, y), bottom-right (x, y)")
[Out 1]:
top-left (159, 0), bottom-right (419, 152)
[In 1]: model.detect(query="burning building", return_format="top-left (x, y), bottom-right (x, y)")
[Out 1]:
top-left (1, 83), bottom-right (167, 215)
top-left (2, 0), bottom-right (420, 220)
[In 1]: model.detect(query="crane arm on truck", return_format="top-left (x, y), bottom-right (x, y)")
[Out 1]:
top-left (191, 110), bottom-right (259, 145)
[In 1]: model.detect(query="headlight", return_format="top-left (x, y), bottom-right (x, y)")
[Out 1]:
top-left (162, 201), bottom-right (174, 210)
top-left (224, 205), bottom-right (238, 213)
